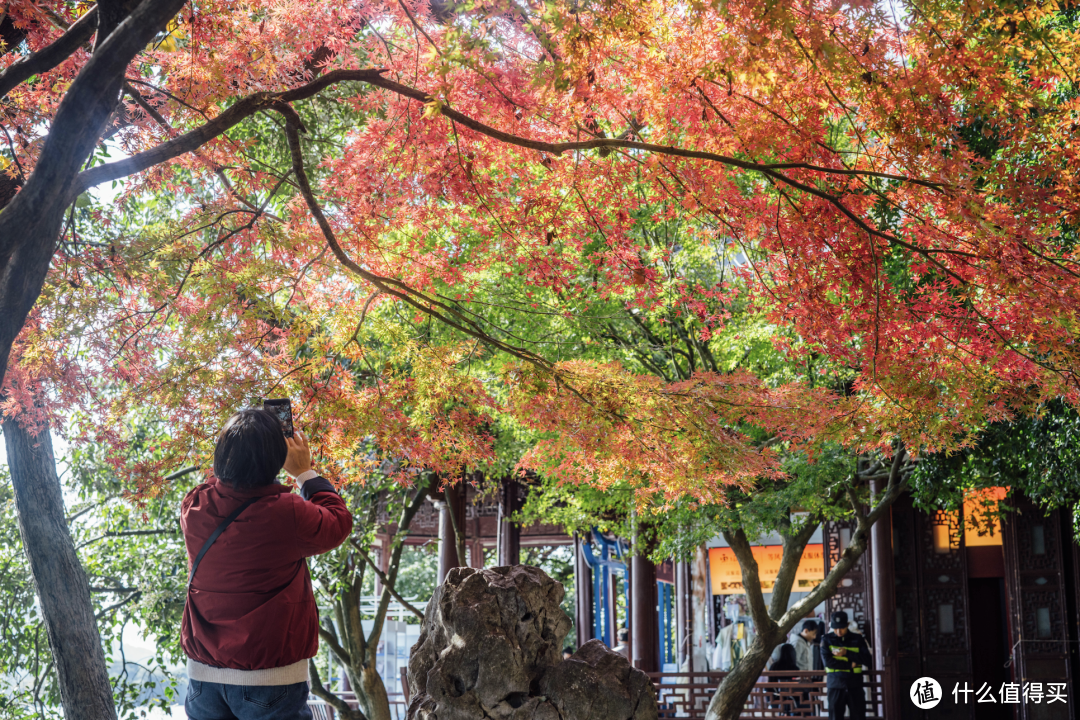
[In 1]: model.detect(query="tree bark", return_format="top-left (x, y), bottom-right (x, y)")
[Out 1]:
top-left (354, 663), bottom-right (391, 720)
top-left (705, 630), bottom-right (785, 720)
top-left (3, 416), bottom-right (117, 720)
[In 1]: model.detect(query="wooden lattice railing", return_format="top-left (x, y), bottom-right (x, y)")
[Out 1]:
top-left (649, 670), bottom-right (886, 720)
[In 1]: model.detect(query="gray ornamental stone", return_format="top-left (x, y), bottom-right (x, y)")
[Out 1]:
top-left (407, 565), bottom-right (658, 720)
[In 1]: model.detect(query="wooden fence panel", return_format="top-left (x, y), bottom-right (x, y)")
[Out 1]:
top-left (650, 670), bottom-right (886, 720)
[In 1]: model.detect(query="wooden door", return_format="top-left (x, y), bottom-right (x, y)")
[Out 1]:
top-left (913, 506), bottom-right (974, 719)
top-left (892, 495), bottom-right (924, 720)
top-left (889, 495), bottom-right (974, 719)
top-left (1002, 498), bottom-right (1074, 720)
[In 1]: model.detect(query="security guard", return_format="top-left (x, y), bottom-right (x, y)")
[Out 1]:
top-left (820, 611), bottom-right (872, 720)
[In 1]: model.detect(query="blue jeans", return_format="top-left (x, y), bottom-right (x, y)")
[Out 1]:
top-left (185, 679), bottom-right (313, 720)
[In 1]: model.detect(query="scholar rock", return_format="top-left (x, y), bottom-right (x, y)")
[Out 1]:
top-left (407, 565), bottom-right (657, 720)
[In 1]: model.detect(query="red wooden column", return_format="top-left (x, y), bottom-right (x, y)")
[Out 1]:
top-left (631, 552), bottom-right (659, 672)
top-left (675, 560), bottom-right (692, 669)
top-left (870, 475), bottom-right (900, 718)
top-left (437, 484), bottom-right (466, 584)
top-left (574, 533), bottom-right (594, 649)
top-left (496, 478), bottom-right (521, 566)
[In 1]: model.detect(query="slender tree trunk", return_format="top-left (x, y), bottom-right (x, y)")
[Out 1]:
top-left (704, 631), bottom-right (784, 720)
top-left (690, 545), bottom-right (710, 672)
top-left (313, 481), bottom-right (430, 720)
top-left (3, 416), bottom-right (117, 720)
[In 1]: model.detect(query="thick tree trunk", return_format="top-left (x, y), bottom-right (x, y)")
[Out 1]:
top-left (354, 663), bottom-right (392, 720)
top-left (3, 416), bottom-right (117, 720)
top-left (703, 632), bottom-right (783, 720)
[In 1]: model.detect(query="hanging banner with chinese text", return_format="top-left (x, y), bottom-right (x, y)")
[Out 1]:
top-left (709, 544), bottom-right (824, 594)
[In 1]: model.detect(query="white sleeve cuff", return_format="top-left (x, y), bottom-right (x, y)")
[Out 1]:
top-left (294, 469), bottom-right (319, 485)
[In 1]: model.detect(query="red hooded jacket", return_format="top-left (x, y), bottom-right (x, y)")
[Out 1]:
top-left (180, 475), bottom-right (352, 670)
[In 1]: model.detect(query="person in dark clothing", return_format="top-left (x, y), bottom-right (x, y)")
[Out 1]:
top-left (768, 643), bottom-right (802, 716)
top-left (811, 620), bottom-right (826, 671)
top-left (820, 611), bottom-right (872, 720)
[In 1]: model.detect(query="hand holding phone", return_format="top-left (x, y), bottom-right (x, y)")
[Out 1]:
top-left (283, 431), bottom-right (312, 478)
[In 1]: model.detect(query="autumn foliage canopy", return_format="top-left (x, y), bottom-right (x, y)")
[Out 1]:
top-left (2, 0), bottom-right (1078, 501)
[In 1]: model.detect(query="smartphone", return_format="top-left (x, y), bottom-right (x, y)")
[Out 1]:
top-left (262, 398), bottom-right (294, 438)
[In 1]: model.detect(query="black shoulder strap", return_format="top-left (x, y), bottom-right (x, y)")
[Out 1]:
top-left (187, 495), bottom-right (262, 588)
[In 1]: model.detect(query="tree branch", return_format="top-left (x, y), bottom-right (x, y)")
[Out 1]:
top-left (94, 591), bottom-right (140, 620)
top-left (368, 479), bottom-right (432, 657)
top-left (65, 495), bottom-right (117, 524)
top-left (777, 445), bottom-right (908, 630)
top-left (75, 69), bottom-right (943, 206)
top-left (723, 527), bottom-right (775, 636)
top-left (275, 103), bottom-right (559, 377)
top-left (0, 0), bottom-right (190, 390)
top-left (768, 516), bottom-right (819, 620)
top-left (1, 0), bottom-right (188, 258)
top-left (75, 529), bottom-right (176, 551)
top-left (350, 539), bottom-right (425, 620)
top-left (89, 586), bottom-right (138, 593)
top-left (308, 659), bottom-right (365, 720)
top-left (0, 8), bottom-right (99, 100)
top-left (317, 623), bottom-right (352, 667)
top-left (122, 82), bottom-right (284, 222)
top-left (73, 68), bottom-right (389, 197)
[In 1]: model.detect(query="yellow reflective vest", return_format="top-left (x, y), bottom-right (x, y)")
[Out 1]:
top-left (820, 631), bottom-right (872, 689)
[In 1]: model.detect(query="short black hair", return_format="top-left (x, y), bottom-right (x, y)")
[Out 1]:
top-left (802, 620), bottom-right (818, 633)
top-left (213, 408), bottom-right (287, 490)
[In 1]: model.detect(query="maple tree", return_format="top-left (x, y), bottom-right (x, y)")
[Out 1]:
top-left (2, 0), bottom-right (1080, 718)
top-left (502, 281), bottom-right (908, 717)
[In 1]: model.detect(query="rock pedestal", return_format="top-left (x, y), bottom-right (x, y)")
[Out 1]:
top-left (407, 565), bottom-right (657, 720)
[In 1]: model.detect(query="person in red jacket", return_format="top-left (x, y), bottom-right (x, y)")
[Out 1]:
top-left (181, 408), bottom-right (353, 720)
